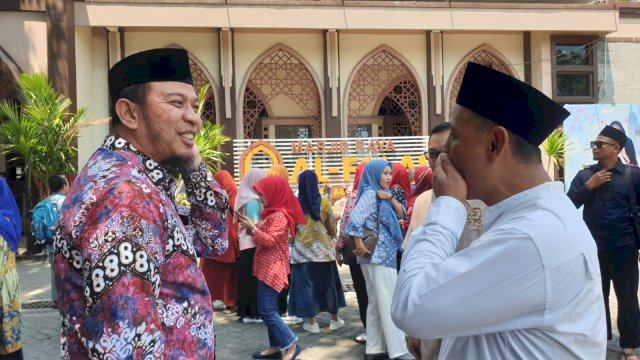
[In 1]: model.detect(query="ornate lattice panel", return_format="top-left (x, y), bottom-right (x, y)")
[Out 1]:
top-left (243, 87), bottom-right (267, 139)
top-left (348, 51), bottom-right (421, 136)
top-left (378, 96), bottom-right (404, 116)
top-left (242, 49), bottom-right (321, 139)
top-left (378, 96), bottom-right (414, 137)
top-left (0, 61), bottom-right (18, 103)
top-left (188, 59), bottom-right (216, 123)
top-left (448, 50), bottom-right (514, 117)
top-left (392, 119), bottom-right (413, 137)
top-left (385, 79), bottom-right (421, 136)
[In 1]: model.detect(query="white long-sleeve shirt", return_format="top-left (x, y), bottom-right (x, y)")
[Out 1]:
top-left (392, 182), bottom-right (606, 359)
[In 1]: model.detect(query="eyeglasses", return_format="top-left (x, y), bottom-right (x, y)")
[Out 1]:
top-left (424, 150), bottom-right (442, 160)
top-left (590, 140), bottom-right (617, 149)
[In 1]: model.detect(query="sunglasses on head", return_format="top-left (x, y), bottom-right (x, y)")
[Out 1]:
top-left (590, 140), bottom-right (617, 149)
top-left (424, 150), bottom-right (442, 160)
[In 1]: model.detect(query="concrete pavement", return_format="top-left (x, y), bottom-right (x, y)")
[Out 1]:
top-left (15, 256), bottom-right (629, 359)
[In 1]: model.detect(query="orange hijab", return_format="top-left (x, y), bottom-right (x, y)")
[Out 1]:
top-left (267, 164), bottom-right (289, 182)
top-left (213, 170), bottom-right (239, 262)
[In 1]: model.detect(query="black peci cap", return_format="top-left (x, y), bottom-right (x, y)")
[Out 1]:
top-left (456, 62), bottom-right (570, 146)
top-left (108, 48), bottom-right (193, 100)
top-left (599, 125), bottom-right (627, 149)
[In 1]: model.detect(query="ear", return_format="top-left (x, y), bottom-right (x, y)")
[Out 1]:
top-left (114, 98), bottom-right (140, 130)
top-left (489, 126), bottom-right (510, 161)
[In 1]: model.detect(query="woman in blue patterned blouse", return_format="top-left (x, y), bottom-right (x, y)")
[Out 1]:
top-left (344, 160), bottom-right (412, 360)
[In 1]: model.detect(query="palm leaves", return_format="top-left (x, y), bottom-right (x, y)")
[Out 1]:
top-left (194, 84), bottom-right (230, 173)
top-left (541, 128), bottom-right (573, 167)
top-left (540, 128), bottom-right (573, 180)
top-left (0, 73), bottom-right (87, 197)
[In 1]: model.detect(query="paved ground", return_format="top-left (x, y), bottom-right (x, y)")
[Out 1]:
top-left (14, 255), bottom-right (632, 359)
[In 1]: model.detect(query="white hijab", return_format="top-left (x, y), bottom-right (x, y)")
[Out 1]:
top-left (234, 168), bottom-right (267, 212)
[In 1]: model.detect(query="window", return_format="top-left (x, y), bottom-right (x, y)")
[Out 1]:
top-left (551, 36), bottom-right (598, 104)
top-left (275, 125), bottom-right (311, 139)
top-left (355, 125), bottom-right (371, 138)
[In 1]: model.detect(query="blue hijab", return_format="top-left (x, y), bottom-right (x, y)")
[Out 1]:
top-left (355, 159), bottom-right (403, 244)
top-left (298, 170), bottom-right (322, 221)
top-left (0, 178), bottom-right (21, 254)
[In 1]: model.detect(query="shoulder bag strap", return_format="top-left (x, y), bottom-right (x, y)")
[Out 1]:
top-left (624, 166), bottom-right (640, 247)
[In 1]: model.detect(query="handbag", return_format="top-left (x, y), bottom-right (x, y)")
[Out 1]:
top-left (345, 201), bottom-right (380, 257)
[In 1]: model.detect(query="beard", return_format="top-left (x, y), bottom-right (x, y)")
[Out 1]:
top-left (161, 154), bottom-right (197, 175)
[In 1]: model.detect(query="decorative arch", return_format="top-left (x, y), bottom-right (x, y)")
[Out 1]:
top-left (188, 56), bottom-right (218, 124)
top-left (238, 44), bottom-right (325, 139)
top-left (446, 45), bottom-right (517, 119)
top-left (344, 46), bottom-right (424, 137)
top-left (0, 47), bottom-right (22, 103)
top-left (166, 44), bottom-right (220, 124)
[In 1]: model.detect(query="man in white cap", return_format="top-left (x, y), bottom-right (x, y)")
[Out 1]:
top-left (392, 62), bottom-right (605, 358)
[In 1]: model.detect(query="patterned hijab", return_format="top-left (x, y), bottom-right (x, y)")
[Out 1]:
top-left (235, 168), bottom-right (267, 212)
top-left (297, 170), bottom-right (322, 221)
top-left (0, 178), bottom-right (21, 254)
top-left (267, 164), bottom-right (289, 182)
top-left (390, 163), bottom-right (411, 201)
top-left (355, 159), bottom-right (403, 243)
top-left (254, 176), bottom-right (306, 238)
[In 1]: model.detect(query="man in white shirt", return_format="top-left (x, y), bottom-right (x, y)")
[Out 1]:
top-left (392, 62), bottom-right (606, 359)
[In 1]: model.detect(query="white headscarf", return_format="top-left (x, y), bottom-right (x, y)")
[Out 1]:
top-left (234, 168), bottom-right (267, 212)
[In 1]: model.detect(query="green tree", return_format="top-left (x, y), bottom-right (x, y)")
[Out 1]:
top-left (0, 73), bottom-right (88, 198)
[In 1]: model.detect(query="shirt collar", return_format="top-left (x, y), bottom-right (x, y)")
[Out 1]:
top-left (102, 134), bottom-right (177, 198)
top-left (595, 159), bottom-right (625, 173)
top-left (482, 182), bottom-right (563, 230)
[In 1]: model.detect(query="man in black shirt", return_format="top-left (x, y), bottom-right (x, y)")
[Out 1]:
top-left (568, 125), bottom-right (640, 360)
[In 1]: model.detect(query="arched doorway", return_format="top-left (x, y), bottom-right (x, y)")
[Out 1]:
top-left (188, 56), bottom-right (218, 123)
top-left (346, 47), bottom-right (423, 137)
top-left (447, 46), bottom-right (516, 119)
top-left (239, 45), bottom-right (323, 140)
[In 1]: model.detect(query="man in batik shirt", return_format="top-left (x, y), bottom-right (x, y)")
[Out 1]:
top-left (53, 48), bottom-right (229, 359)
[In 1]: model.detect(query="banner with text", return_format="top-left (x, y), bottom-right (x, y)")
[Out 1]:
top-left (233, 136), bottom-right (429, 189)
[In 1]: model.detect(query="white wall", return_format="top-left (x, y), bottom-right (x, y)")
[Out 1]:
top-left (75, 27), bottom-right (110, 170)
top-left (125, 29), bottom-right (220, 90)
top-left (0, 11), bottom-right (47, 74)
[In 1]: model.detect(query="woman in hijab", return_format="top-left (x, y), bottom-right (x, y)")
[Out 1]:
top-left (0, 177), bottom-right (23, 360)
top-left (406, 166), bottom-right (432, 225)
top-left (288, 170), bottom-right (345, 334)
top-left (237, 176), bottom-right (305, 360)
top-left (267, 164), bottom-right (289, 182)
top-left (266, 163), bottom-right (292, 317)
top-left (610, 120), bottom-right (638, 165)
top-left (344, 160), bottom-right (412, 360)
top-left (235, 168), bottom-right (267, 323)
top-left (336, 161), bottom-right (368, 344)
top-left (200, 170), bottom-right (240, 310)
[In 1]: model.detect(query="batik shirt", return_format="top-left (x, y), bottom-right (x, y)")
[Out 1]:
top-left (54, 135), bottom-right (228, 360)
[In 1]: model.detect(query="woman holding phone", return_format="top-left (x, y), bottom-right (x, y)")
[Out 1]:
top-left (237, 176), bottom-right (305, 360)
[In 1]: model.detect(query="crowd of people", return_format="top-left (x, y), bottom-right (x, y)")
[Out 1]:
top-left (0, 47), bottom-right (636, 360)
